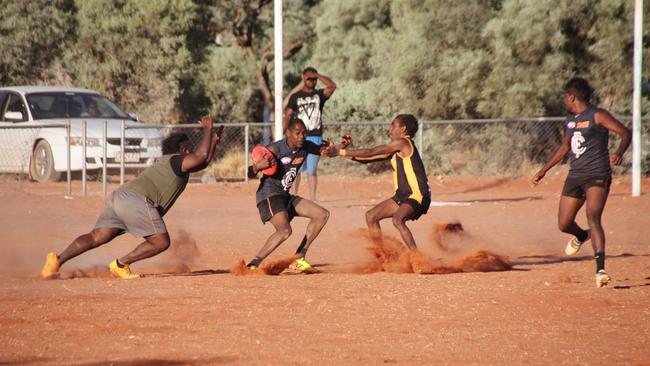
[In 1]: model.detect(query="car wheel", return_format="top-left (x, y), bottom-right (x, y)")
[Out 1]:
top-left (30, 140), bottom-right (62, 182)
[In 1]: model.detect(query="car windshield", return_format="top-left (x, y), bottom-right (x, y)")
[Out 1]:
top-left (26, 92), bottom-right (135, 120)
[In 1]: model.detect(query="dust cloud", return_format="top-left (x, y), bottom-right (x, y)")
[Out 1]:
top-left (352, 222), bottom-right (512, 274)
top-left (19, 227), bottom-right (202, 279)
top-left (232, 254), bottom-right (300, 276)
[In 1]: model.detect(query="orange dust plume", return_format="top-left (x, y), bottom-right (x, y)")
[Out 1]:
top-left (430, 221), bottom-right (465, 251)
top-left (393, 248), bottom-right (511, 275)
top-left (451, 250), bottom-right (512, 272)
top-left (231, 255), bottom-right (300, 276)
top-left (146, 228), bottom-right (200, 275)
top-left (261, 254), bottom-right (300, 275)
top-left (355, 232), bottom-right (438, 274)
top-left (352, 223), bottom-right (512, 275)
top-left (231, 259), bottom-right (259, 276)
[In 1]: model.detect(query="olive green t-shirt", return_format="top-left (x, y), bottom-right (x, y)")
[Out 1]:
top-left (123, 154), bottom-right (189, 216)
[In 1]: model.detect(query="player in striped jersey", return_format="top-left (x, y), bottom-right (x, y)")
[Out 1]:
top-left (330, 114), bottom-right (431, 250)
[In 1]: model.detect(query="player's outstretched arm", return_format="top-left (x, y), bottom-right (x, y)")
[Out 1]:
top-left (338, 138), bottom-right (406, 162)
top-left (532, 133), bottom-right (570, 185)
top-left (318, 135), bottom-right (351, 157)
top-left (205, 125), bottom-right (224, 162)
top-left (181, 115), bottom-right (214, 174)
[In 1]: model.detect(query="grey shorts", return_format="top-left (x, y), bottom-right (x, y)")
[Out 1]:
top-left (95, 188), bottom-right (167, 237)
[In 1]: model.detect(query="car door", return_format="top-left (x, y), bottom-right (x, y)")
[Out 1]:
top-left (0, 92), bottom-right (33, 173)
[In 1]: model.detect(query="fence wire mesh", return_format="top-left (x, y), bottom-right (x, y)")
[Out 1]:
top-left (1, 118), bottom-right (648, 193)
top-left (0, 125), bottom-right (66, 186)
top-left (0, 127), bottom-right (40, 178)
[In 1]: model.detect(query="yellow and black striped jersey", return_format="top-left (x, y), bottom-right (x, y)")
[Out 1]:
top-left (390, 137), bottom-right (430, 204)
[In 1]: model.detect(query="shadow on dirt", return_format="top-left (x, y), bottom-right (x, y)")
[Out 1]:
top-left (513, 252), bottom-right (648, 266)
top-left (445, 196), bottom-right (543, 203)
top-left (141, 269), bottom-right (230, 277)
top-left (75, 357), bottom-right (237, 366)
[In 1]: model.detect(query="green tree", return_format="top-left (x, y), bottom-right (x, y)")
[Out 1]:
top-left (203, 0), bottom-right (319, 122)
top-left (0, 0), bottom-right (76, 85)
top-left (584, 0), bottom-right (650, 115)
top-left (478, 0), bottom-right (649, 117)
top-left (60, 0), bottom-right (198, 124)
top-left (310, 0), bottom-right (498, 121)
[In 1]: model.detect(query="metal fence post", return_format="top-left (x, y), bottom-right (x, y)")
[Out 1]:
top-left (120, 120), bottom-right (125, 185)
top-left (103, 120), bottom-right (108, 196)
top-left (244, 123), bottom-right (250, 183)
top-left (82, 120), bottom-right (87, 197)
top-left (418, 120), bottom-right (424, 158)
top-left (66, 120), bottom-right (71, 196)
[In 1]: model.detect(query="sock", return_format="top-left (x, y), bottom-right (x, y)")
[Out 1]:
top-left (247, 257), bottom-right (262, 268)
top-left (595, 252), bottom-right (605, 272)
top-left (576, 229), bottom-right (589, 242)
top-left (115, 259), bottom-right (125, 268)
top-left (295, 235), bottom-right (308, 257)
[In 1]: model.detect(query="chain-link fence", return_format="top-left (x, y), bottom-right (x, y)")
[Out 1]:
top-left (0, 123), bottom-right (68, 186)
top-left (318, 117), bottom-right (647, 177)
top-left (1, 117), bottom-right (648, 195)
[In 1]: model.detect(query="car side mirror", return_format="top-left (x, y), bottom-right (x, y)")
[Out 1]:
top-left (5, 111), bottom-right (24, 121)
top-left (128, 113), bottom-right (139, 121)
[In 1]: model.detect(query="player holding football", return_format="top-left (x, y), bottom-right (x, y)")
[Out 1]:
top-left (533, 77), bottom-right (631, 288)
top-left (245, 118), bottom-right (347, 272)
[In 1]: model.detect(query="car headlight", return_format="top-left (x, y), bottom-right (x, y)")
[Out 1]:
top-left (67, 136), bottom-right (102, 147)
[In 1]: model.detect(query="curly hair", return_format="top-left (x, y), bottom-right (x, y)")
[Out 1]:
top-left (565, 77), bottom-right (594, 102)
top-left (162, 132), bottom-right (189, 155)
top-left (287, 117), bottom-right (306, 130)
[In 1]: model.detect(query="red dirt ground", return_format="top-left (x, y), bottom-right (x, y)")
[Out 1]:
top-left (1, 172), bottom-right (649, 365)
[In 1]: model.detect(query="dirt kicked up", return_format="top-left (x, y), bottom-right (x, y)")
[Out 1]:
top-left (0, 175), bottom-right (648, 365)
top-left (354, 222), bottom-right (512, 274)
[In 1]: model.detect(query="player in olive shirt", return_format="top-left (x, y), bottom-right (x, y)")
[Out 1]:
top-left (41, 116), bottom-right (222, 279)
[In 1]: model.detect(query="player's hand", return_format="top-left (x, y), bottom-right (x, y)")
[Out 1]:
top-left (340, 134), bottom-right (352, 148)
top-left (531, 170), bottom-right (545, 186)
top-left (609, 154), bottom-right (622, 166)
top-left (199, 115), bottom-right (214, 130)
top-left (320, 140), bottom-right (336, 157)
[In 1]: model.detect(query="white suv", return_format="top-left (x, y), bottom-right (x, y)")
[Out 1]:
top-left (0, 86), bottom-right (163, 182)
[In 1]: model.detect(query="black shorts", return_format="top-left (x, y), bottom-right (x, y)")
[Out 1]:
top-left (392, 194), bottom-right (431, 221)
top-left (561, 175), bottom-right (611, 199)
top-left (257, 194), bottom-right (301, 223)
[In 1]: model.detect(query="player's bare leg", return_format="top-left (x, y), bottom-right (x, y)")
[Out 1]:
top-left (365, 198), bottom-right (399, 241)
top-left (42, 227), bottom-right (122, 278)
top-left (558, 195), bottom-right (586, 237)
top-left (584, 185), bottom-right (610, 286)
top-left (584, 186), bottom-right (608, 254)
top-left (292, 198), bottom-right (329, 257)
top-left (248, 211), bottom-right (292, 267)
top-left (558, 195), bottom-right (589, 255)
top-left (119, 233), bottom-right (171, 265)
top-left (391, 204), bottom-right (418, 251)
top-left (58, 227), bottom-right (123, 265)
